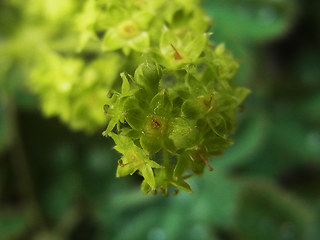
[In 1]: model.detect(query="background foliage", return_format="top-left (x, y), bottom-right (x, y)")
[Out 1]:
top-left (0, 0), bottom-right (319, 239)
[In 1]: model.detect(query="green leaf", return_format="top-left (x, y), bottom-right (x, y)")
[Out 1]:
top-left (189, 151), bottom-right (206, 175)
top-left (103, 28), bottom-right (125, 51)
top-left (0, 210), bottom-right (27, 239)
top-left (103, 94), bottom-right (126, 135)
top-left (204, 134), bottom-right (234, 156)
top-left (140, 164), bottom-right (156, 189)
top-left (110, 133), bottom-right (162, 188)
top-left (103, 73), bottom-right (137, 135)
top-left (184, 33), bottom-right (208, 61)
top-left (169, 118), bottom-right (198, 150)
top-left (110, 132), bottom-right (134, 152)
top-left (203, 0), bottom-right (296, 42)
top-left (207, 114), bottom-right (230, 137)
top-left (120, 73), bottom-right (131, 96)
top-left (160, 27), bottom-right (180, 53)
top-left (134, 61), bottom-right (162, 96)
top-left (128, 32), bottom-right (150, 53)
top-left (181, 98), bottom-right (203, 120)
top-left (234, 87), bottom-right (251, 105)
top-left (141, 180), bottom-right (152, 194)
top-left (140, 134), bottom-right (162, 154)
top-left (170, 179), bottom-right (192, 193)
top-left (123, 98), bottom-right (147, 130)
top-left (211, 92), bottom-right (238, 113)
top-left (116, 159), bottom-right (137, 177)
top-left (174, 153), bottom-right (190, 177)
top-left (150, 90), bottom-right (173, 116)
top-left (236, 181), bottom-right (314, 240)
top-left (103, 118), bottom-right (119, 135)
top-left (186, 74), bottom-right (206, 96)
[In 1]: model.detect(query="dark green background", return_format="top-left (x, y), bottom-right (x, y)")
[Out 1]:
top-left (0, 0), bottom-right (319, 239)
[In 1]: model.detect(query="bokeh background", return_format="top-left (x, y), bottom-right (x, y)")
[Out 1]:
top-left (1, 0), bottom-right (320, 239)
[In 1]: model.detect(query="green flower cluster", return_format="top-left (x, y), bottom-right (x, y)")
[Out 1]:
top-left (25, 0), bottom-right (121, 132)
top-left (25, 0), bottom-right (249, 194)
top-left (91, 0), bottom-right (249, 195)
top-left (27, 0), bottom-right (206, 132)
top-left (27, 0), bottom-right (211, 132)
top-left (104, 47), bottom-right (249, 195)
top-left (77, 0), bottom-right (210, 54)
top-left (30, 50), bottom-right (124, 132)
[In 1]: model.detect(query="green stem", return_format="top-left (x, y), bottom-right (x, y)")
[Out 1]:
top-left (6, 98), bottom-right (48, 230)
top-left (163, 150), bottom-right (169, 168)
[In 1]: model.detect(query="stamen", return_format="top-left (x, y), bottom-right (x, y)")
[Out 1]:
top-left (204, 94), bottom-right (214, 107)
top-left (170, 44), bottom-right (183, 60)
top-left (152, 118), bottom-right (161, 127)
top-left (118, 160), bottom-right (128, 167)
top-left (199, 154), bottom-right (214, 171)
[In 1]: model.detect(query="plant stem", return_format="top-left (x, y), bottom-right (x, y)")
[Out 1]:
top-left (5, 98), bottom-right (48, 230)
top-left (163, 150), bottom-right (169, 168)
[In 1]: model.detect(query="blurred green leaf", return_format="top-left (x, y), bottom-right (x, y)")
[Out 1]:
top-left (41, 172), bottom-right (79, 222)
top-left (270, 115), bottom-right (319, 162)
top-left (0, 210), bottom-right (27, 239)
top-left (203, 0), bottom-right (296, 42)
top-left (192, 170), bottom-right (241, 226)
top-left (298, 93), bottom-right (320, 125)
top-left (216, 113), bottom-right (268, 169)
top-left (235, 180), bottom-right (314, 240)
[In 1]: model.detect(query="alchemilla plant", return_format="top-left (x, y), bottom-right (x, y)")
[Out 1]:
top-left (26, 0), bottom-right (250, 195)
